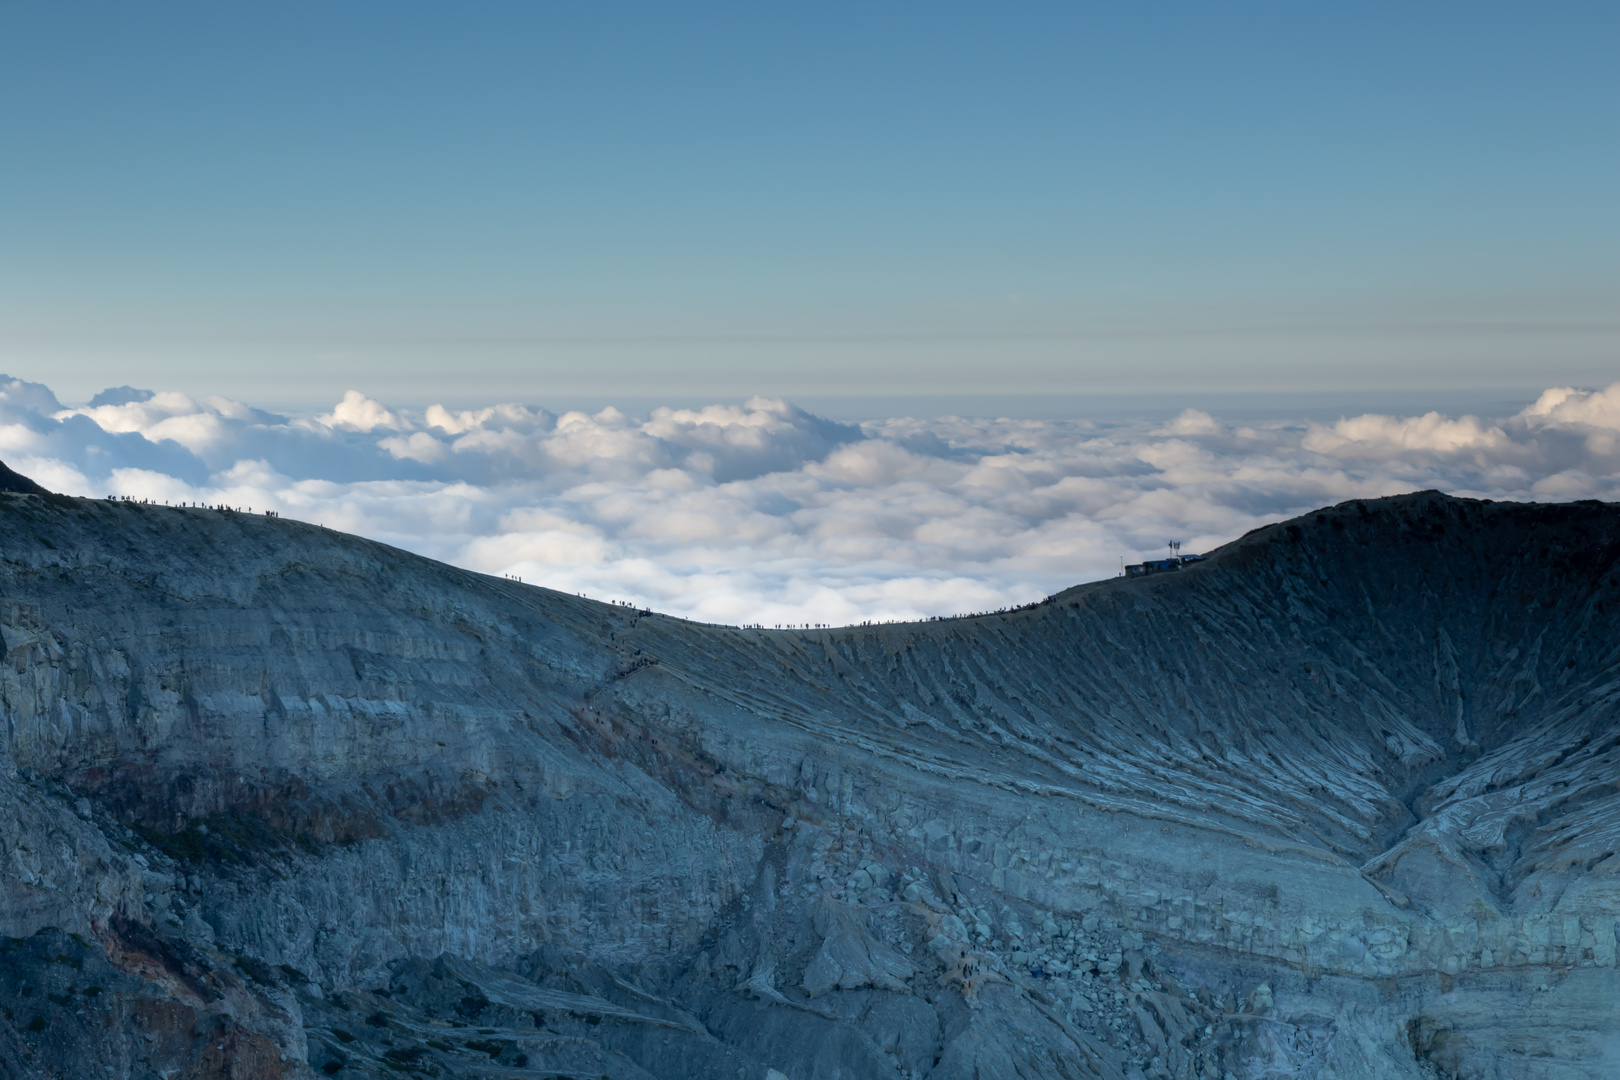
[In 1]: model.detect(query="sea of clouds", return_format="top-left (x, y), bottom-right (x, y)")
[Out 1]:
top-left (4, 374), bottom-right (1619, 625)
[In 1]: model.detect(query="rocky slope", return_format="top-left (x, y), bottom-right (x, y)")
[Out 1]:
top-left (0, 485), bottom-right (1616, 1079)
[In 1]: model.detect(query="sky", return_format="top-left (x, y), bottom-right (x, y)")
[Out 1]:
top-left (3, 2), bottom-right (1616, 409)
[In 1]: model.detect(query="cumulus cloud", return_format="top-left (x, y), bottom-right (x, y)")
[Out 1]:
top-left (1301, 412), bottom-right (1511, 457)
top-left (318, 389), bottom-right (404, 432)
top-left (6, 375), bottom-right (1620, 624)
top-left (1521, 384), bottom-right (1620, 428)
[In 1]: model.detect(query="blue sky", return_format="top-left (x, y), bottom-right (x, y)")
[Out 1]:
top-left (3, 2), bottom-right (1616, 409)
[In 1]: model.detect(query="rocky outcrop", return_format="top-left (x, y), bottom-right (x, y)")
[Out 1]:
top-left (0, 486), bottom-right (1616, 1078)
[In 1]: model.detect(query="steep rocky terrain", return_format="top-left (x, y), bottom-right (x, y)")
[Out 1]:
top-left (0, 485), bottom-right (1616, 1079)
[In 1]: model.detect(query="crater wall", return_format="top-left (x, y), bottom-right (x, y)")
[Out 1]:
top-left (0, 490), bottom-right (1616, 1079)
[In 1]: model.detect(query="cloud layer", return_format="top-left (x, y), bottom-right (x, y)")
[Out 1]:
top-left (6, 377), bottom-right (1620, 625)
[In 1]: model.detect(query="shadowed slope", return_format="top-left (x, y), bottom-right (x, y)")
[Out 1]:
top-left (0, 457), bottom-right (50, 495)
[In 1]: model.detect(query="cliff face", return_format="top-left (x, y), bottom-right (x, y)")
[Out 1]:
top-left (0, 489), bottom-right (1616, 1079)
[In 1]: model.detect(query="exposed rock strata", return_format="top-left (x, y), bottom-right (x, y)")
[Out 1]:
top-left (0, 487), bottom-right (1617, 1078)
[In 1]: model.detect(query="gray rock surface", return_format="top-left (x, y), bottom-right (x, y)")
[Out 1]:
top-left (0, 487), bottom-right (1616, 1078)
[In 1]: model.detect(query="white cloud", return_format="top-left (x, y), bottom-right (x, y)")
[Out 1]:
top-left (318, 390), bottom-right (404, 432)
top-left (1156, 408), bottom-right (1222, 437)
top-left (8, 375), bottom-right (1620, 624)
top-left (380, 432), bottom-right (450, 463)
top-left (1301, 412), bottom-right (1511, 457)
top-left (1520, 384), bottom-right (1620, 430)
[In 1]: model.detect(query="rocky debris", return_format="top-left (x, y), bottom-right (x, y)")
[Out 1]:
top-left (802, 902), bottom-right (915, 995)
top-left (0, 487), bottom-right (1617, 1076)
top-left (0, 924), bottom-right (302, 1080)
